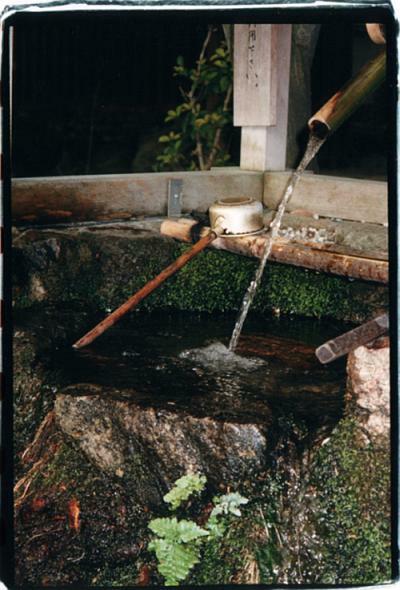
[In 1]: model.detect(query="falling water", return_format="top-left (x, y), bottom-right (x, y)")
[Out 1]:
top-left (229, 133), bottom-right (326, 351)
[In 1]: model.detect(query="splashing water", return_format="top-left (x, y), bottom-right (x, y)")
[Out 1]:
top-left (229, 134), bottom-right (326, 351)
top-left (180, 341), bottom-right (266, 371)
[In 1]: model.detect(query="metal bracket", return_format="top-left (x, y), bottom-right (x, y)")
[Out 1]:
top-left (168, 179), bottom-right (183, 217)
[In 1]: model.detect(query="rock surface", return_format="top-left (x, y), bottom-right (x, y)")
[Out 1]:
top-left (346, 337), bottom-right (390, 438)
top-left (12, 221), bottom-right (388, 322)
top-left (55, 387), bottom-right (270, 506)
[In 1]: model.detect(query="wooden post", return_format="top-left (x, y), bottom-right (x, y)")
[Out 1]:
top-left (234, 24), bottom-right (292, 171)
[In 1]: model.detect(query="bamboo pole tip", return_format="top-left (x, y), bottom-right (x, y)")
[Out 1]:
top-left (366, 24), bottom-right (386, 45)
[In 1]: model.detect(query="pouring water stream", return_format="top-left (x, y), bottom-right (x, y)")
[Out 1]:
top-left (229, 133), bottom-right (326, 351)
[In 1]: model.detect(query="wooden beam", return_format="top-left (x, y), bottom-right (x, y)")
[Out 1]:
top-left (160, 218), bottom-right (388, 284)
top-left (234, 24), bottom-right (292, 171)
top-left (12, 168), bottom-right (387, 227)
top-left (264, 171), bottom-right (388, 225)
top-left (11, 168), bottom-right (263, 224)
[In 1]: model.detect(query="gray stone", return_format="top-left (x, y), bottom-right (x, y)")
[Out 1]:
top-left (55, 386), bottom-right (270, 505)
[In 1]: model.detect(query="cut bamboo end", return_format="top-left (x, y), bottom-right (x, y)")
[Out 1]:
top-left (308, 49), bottom-right (386, 136)
top-left (315, 313), bottom-right (389, 364)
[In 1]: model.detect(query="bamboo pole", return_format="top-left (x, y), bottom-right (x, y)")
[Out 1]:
top-left (366, 24), bottom-right (386, 45)
top-left (73, 230), bottom-right (217, 349)
top-left (308, 49), bottom-right (386, 138)
top-left (160, 219), bottom-right (388, 284)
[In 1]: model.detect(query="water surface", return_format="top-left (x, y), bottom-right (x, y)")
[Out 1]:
top-left (21, 309), bottom-right (350, 432)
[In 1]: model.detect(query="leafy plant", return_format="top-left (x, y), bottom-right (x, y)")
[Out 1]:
top-left (163, 473), bottom-right (207, 510)
top-left (148, 473), bottom-right (248, 586)
top-left (154, 25), bottom-right (233, 172)
top-left (148, 518), bottom-right (209, 586)
top-left (211, 492), bottom-right (249, 518)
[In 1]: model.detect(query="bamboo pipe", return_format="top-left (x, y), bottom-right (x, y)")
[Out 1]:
top-left (308, 49), bottom-right (386, 138)
top-left (160, 218), bottom-right (388, 284)
top-left (72, 229), bottom-right (217, 349)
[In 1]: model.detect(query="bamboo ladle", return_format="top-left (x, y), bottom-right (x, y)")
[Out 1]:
top-left (73, 229), bottom-right (217, 349)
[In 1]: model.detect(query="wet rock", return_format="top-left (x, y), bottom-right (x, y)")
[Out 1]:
top-left (55, 387), bottom-right (270, 506)
top-left (346, 337), bottom-right (390, 438)
top-left (14, 433), bottom-right (148, 587)
top-left (12, 226), bottom-right (177, 310)
top-left (13, 223), bottom-right (388, 322)
top-left (13, 306), bottom-right (102, 472)
top-left (13, 328), bottom-right (54, 464)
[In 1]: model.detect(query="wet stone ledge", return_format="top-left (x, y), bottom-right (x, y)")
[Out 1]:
top-left (13, 223), bottom-right (388, 322)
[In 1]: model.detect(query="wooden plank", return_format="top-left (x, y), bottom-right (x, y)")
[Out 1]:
top-left (12, 168), bottom-right (263, 224)
top-left (160, 218), bottom-right (388, 284)
top-left (235, 25), bottom-right (292, 171)
top-left (12, 168), bottom-right (388, 227)
top-left (263, 171), bottom-right (388, 224)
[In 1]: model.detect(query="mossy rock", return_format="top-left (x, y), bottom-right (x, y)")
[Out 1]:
top-left (192, 416), bottom-right (392, 586)
top-left (310, 418), bottom-right (392, 584)
top-left (13, 329), bottom-right (57, 467)
top-left (13, 228), bottom-right (387, 322)
top-left (15, 435), bottom-right (149, 586)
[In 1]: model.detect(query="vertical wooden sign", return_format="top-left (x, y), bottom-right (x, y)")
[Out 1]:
top-left (234, 24), bottom-right (292, 171)
top-left (234, 24), bottom-right (277, 126)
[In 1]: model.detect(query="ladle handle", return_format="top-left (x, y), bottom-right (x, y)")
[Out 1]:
top-left (73, 230), bottom-right (217, 349)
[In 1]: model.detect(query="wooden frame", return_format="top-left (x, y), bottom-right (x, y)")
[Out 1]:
top-left (12, 169), bottom-right (387, 226)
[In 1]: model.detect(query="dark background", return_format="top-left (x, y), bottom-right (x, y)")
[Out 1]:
top-left (11, 19), bottom-right (387, 179)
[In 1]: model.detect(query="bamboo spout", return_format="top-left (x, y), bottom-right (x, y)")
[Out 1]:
top-left (308, 49), bottom-right (386, 138)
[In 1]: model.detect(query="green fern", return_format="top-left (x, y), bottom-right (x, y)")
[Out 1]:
top-left (149, 517), bottom-right (209, 543)
top-left (148, 518), bottom-right (209, 585)
top-left (148, 539), bottom-right (202, 586)
top-left (148, 474), bottom-right (248, 586)
top-left (163, 473), bottom-right (207, 510)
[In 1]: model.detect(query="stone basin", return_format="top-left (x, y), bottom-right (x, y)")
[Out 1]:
top-left (13, 308), bottom-right (347, 505)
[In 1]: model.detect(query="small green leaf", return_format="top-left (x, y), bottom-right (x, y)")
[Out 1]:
top-left (163, 473), bottom-right (207, 509)
top-left (149, 538), bottom-right (201, 586)
top-left (211, 492), bottom-right (249, 518)
top-left (149, 517), bottom-right (208, 542)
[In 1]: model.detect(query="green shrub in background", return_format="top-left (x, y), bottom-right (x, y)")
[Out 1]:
top-left (148, 473), bottom-right (248, 585)
top-left (154, 25), bottom-right (233, 171)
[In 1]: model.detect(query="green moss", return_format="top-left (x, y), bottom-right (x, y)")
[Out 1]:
top-left (311, 418), bottom-right (392, 584)
top-left (122, 244), bottom-right (387, 322)
top-left (90, 563), bottom-right (139, 587)
top-left (191, 416), bottom-right (392, 586)
top-left (14, 233), bottom-right (387, 322)
top-left (189, 475), bottom-right (284, 586)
